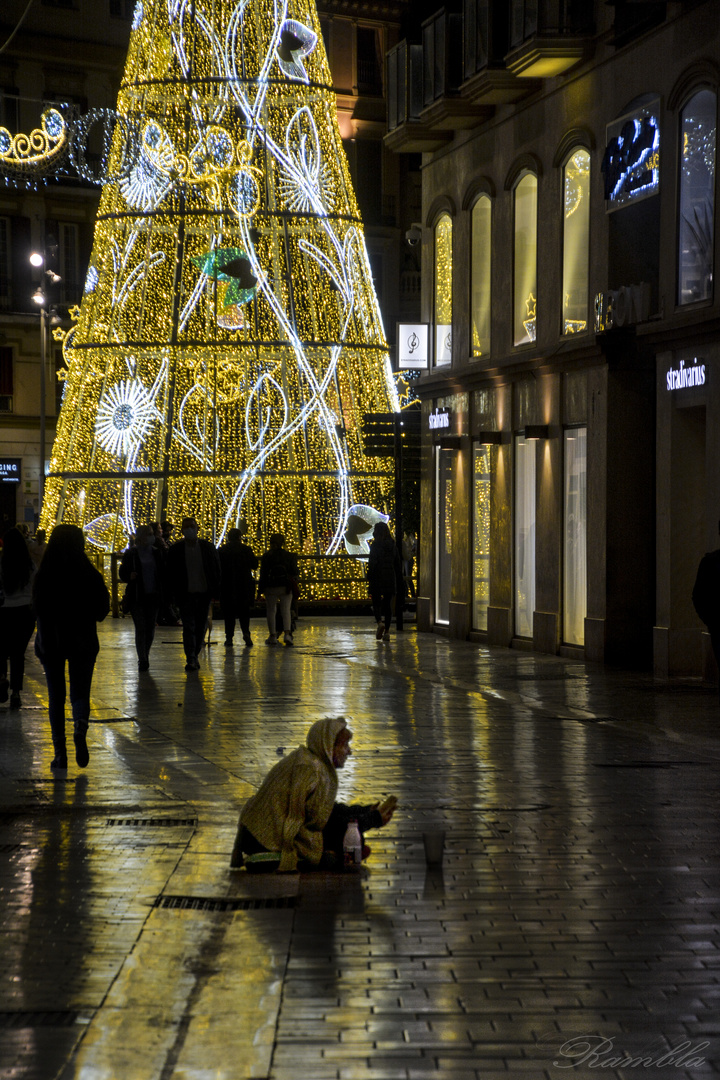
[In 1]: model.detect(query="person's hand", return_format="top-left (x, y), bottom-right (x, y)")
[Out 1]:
top-left (376, 795), bottom-right (398, 825)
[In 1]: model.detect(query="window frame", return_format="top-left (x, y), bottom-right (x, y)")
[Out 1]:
top-left (470, 194), bottom-right (492, 360)
top-left (561, 146), bottom-right (591, 337)
top-left (433, 212), bottom-right (453, 367)
top-left (512, 172), bottom-right (538, 348)
top-left (676, 87), bottom-right (717, 308)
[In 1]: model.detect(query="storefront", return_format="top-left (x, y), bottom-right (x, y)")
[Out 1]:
top-left (655, 342), bottom-right (720, 678)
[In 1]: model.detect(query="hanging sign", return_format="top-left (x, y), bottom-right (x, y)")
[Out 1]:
top-left (602, 99), bottom-right (660, 211)
top-left (435, 323), bottom-right (452, 366)
top-left (428, 407), bottom-right (450, 432)
top-left (397, 323), bottom-right (429, 369)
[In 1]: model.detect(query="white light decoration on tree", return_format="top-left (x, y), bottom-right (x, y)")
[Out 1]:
top-left (39, 0), bottom-right (399, 601)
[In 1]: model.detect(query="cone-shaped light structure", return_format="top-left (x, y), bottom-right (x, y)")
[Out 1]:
top-left (42, 0), bottom-right (399, 599)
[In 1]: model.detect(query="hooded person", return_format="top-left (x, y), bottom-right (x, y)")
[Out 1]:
top-left (230, 717), bottom-right (397, 872)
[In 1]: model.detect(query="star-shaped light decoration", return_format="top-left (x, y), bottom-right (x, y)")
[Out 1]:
top-left (276, 19), bottom-right (317, 83)
top-left (192, 248), bottom-right (258, 307)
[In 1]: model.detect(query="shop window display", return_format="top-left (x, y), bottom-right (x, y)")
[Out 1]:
top-left (434, 214), bottom-right (453, 365)
top-left (472, 444), bottom-right (491, 630)
top-left (435, 447), bottom-right (453, 624)
top-left (678, 90), bottom-right (716, 305)
top-left (563, 427), bottom-right (587, 646)
top-left (562, 149), bottom-right (590, 334)
top-left (513, 174), bottom-right (537, 346)
top-left (514, 435), bottom-right (535, 637)
top-left (471, 195), bottom-right (492, 358)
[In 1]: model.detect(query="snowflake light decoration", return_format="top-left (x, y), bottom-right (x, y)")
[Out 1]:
top-left (95, 380), bottom-right (154, 458)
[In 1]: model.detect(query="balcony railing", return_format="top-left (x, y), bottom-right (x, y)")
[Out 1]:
top-left (422, 8), bottom-right (464, 107)
top-left (509, 0), bottom-right (594, 48)
top-left (386, 40), bottom-right (424, 132)
top-left (463, 0), bottom-right (509, 80)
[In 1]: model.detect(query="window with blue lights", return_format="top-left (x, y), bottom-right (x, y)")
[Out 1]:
top-left (678, 89), bottom-right (716, 306)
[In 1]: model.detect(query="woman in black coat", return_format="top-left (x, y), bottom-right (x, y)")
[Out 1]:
top-left (33, 524), bottom-right (110, 771)
top-left (367, 522), bottom-right (401, 640)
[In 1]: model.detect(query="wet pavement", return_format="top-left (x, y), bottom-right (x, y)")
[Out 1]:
top-left (1, 614), bottom-right (719, 1080)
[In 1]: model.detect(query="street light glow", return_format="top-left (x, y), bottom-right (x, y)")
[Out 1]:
top-left (32, 288), bottom-right (46, 306)
top-left (30, 252), bottom-right (44, 267)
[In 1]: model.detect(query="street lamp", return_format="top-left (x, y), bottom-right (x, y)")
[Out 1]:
top-left (29, 253), bottom-right (62, 520)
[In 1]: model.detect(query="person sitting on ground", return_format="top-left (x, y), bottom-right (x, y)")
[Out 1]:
top-left (230, 716), bottom-right (397, 871)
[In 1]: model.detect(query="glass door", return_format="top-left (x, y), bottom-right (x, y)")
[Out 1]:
top-left (435, 447), bottom-right (453, 624)
top-left (563, 427), bottom-right (587, 645)
top-left (472, 443), bottom-right (491, 629)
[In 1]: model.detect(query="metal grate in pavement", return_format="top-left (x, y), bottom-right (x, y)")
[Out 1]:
top-left (154, 894), bottom-right (297, 912)
top-left (106, 817), bottom-right (198, 827)
top-left (0, 1011), bottom-right (80, 1028)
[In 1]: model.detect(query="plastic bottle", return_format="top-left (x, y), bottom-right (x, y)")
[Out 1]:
top-left (342, 819), bottom-right (362, 867)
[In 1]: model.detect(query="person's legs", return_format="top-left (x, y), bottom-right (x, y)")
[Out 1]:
top-left (0, 608), bottom-right (10, 700)
top-left (279, 589), bottom-right (293, 641)
top-left (42, 655), bottom-right (68, 766)
top-left (222, 601), bottom-right (236, 645)
top-left (68, 652), bottom-right (96, 768)
top-left (265, 588), bottom-right (280, 641)
top-left (382, 591), bottom-right (394, 633)
top-left (192, 594), bottom-right (210, 658)
top-left (8, 606), bottom-right (35, 699)
top-left (144, 600), bottom-right (159, 660)
top-left (178, 599), bottom-right (196, 664)
top-left (238, 600), bottom-right (252, 644)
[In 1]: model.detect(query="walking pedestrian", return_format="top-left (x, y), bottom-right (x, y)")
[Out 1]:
top-left (692, 520), bottom-right (720, 699)
top-left (258, 532), bottom-right (297, 646)
top-left (119, 523), bottom-right (165, 671)
top-left (230, 717), bottom-right (397, 871)
top-left (29, 527), bottom-right (47, 566)
top-left (0, 526), bottom-right (37, 709)
top-left (165, 516), bottom-right (220, 671)
top-left (219, 523), bottom-right (258, 648)
top-left (33, 524), bottom-right (110, 771)
top-left (402, 530), bottom-right (417, 600)
top-left (367, 521), bottom-right (401, 640)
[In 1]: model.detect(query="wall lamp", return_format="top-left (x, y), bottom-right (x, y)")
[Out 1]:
top-left (476, 430), bottom-right (510, 445)
top-left (438, 434), bottom-right (463, 449)
top-left (523, 424), bottom-right (551, 440)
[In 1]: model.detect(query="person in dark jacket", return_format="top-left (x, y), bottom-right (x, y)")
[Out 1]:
top-left (0, 526), bottom-right (37, 708)
top-left (257, 532), bottom-right (298, 646)
top-left (119, 523), bottom-right (166, 671)
top-left (219, 523), bottom-right (258, 648)
top-left (33, 524), bottom-right (110, 771)
top-left (367, 521), bottom-right (401, 640)
top-left (692, 522), bottom-right (720, 699)
top-left (165, 516), bottom-right (221, 671)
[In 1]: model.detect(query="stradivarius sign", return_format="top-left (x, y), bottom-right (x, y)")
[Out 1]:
top-left (428, 408), bottom-right (450, 431)
top-left (666, 357), bottom-right (705, 391)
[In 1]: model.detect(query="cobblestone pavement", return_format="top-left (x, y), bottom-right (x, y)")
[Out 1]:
top-left (1, 614), bottom-right (719, 1080)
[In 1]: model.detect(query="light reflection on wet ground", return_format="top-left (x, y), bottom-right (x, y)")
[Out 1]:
top-left (1, 615), bottom-right (719, 1079)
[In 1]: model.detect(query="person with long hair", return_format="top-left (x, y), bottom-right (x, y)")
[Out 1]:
top-left (0, 526), bottom-right (37, 708)
top-left (33, 524), bottom-right (110, 771)
top-left (367, 521), bottom-right (401, 640)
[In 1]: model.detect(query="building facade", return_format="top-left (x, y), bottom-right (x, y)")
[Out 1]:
top-left (386, 0), bottom-right (719, 675)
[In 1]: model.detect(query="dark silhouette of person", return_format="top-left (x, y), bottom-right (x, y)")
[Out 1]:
top-left (692, 520), bottom-right (720, 699)
top-left (166, 517), bottom-right (220, 671)
top-left (0, 526), bottom-right (37, 708)
top-left (33, 524), bottom-right (110, 770)
top-left (219, 522), bottom-right (258, 647)
top-left (119, 523), bottom-right (166, 671)
top-left (367, 521), bottom-right (401, 640)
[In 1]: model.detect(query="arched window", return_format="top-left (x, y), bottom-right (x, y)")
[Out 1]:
top-left (434, 213), bottom-right (453, 365)
top-left (513, 174), bottom-right (537, 346)
top-left (562, 148), bottom-right (590, 334)
top-left (471, 195), bottom-right (492, 358)
top-left (678, 89), bottom-right (716, 305)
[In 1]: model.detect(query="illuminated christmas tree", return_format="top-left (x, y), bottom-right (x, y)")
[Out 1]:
top-left (41, 0), bottom-right (399, 599)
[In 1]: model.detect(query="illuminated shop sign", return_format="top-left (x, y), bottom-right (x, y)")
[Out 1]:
top-left (666, 357), bottom-right (705, 391)
top-left (0, 458), bottom-right (21, 482)
top-left (428, 407), bottom-right (450, 431)
top-left (602, 100), bottom-right (660, 211)
top-left (397, 323), bottom-right (429, 369)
